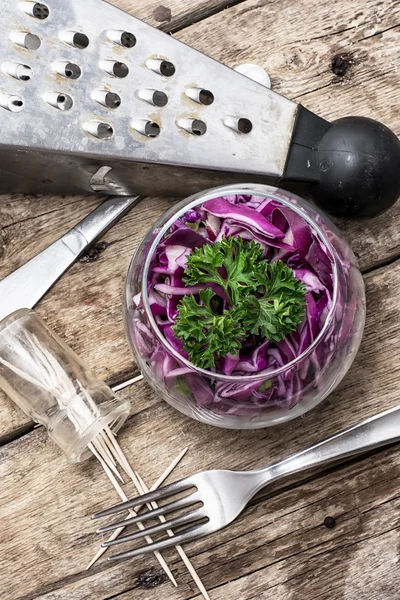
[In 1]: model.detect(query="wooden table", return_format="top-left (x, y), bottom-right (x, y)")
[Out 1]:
top-left (1, 0), bottom-right (400, 598)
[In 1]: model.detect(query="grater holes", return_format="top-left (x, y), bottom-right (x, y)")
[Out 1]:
top-left (106, 30), bottom-right (136, 48)
top-left (59, 31), bottom-right (90, 49)
top-left (2, 62), bottom-right (33, 81)
top-left (12, 99), bottom-right (24, 109)
top-left (192, 120), bottom-right (207, 136)
top-left (32, 3), bottom-right (49, 19)
top-left (107, 29), bottom-right (136, 48)
top-left (19, 70), bottom-right (32, 81)
top-left (132, 119), bottom-right (161, 138)
top-left (0, 93), bottom-right (24, 112)
top-left (65, 63), bottom-right (81, 79)
top-left (160, 61), bottom-right (175, 77)
top-left (97, 123), bottom-right (114, 139)
top-left (199, 90), bottom-right (214, 105)
top-left (137, 89), bottom-right (168, 107)
top-left (238, 118), bottom-right (253, 133)
top-left (56, 94), bottom-right (73, 110)
top-left (44, 92), bottom-right (73, 111)
top-left (152, 91), bottom-right (168, 107)
top-left (101, 61), bottom-right (129, 78)
top-left (177, 118), bottom-right (207, 136)
top-left (121, 32), bottom-right (136, 48)
top-left (105, 92), bottom-right (121, 108)
top-left (144, 122), bottom-right (160, 137)
top-left (224, 117), bottom-right (253, 134)
top-left (113, 62), bottom-right (129, 78)
top-left (93, 90), bottom-right (122, 109)
top-left (52, 61), bottom-right (82, 79)
top-left (20, 2), bottom-right (50, 19)
top-left (73, 33), bottom-right (89, 49)
top-left (146, 59), bottom-right (175, 77)
top-left (26, 34), bottom-right (41, 49)
top-left (186, 88), bottom-right (214, 106)
top-left (72, 33), bottom-right (90, 49)
top-left (10, 31), bottom-right (41, 50)
top-left (84, 120), bottom-right (114, 139)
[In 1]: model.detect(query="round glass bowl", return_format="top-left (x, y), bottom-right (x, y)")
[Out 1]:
top-left (125, 184), bottom-right (366, 429)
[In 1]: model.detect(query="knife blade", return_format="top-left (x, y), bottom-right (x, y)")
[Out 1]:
top-left (0, 195), bottom-right (141, 322)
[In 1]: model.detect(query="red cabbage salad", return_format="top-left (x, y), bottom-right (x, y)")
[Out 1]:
top-left (133, 193), bottom-right (350, 417)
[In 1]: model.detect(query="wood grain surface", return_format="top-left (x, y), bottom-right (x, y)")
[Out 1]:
top-left (0, 0), bottom-right (400, 598)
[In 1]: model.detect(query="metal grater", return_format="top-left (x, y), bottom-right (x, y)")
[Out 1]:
top-left (0, 0), bottom-right (400, 217)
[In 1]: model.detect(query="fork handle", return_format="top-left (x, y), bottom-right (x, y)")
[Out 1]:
top-left (252, 405), bottom-right (400, 491)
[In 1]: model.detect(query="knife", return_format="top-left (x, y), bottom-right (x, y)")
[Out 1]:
top-left (0, 195), bottom-right (141, 323)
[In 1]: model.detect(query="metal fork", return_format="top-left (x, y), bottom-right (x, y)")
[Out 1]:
top-left (93, 405), bottom-right (400, 562)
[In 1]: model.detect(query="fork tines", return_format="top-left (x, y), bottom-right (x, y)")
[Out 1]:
top-left (107, 524), bottom-right (208, 562)
top-left (92, 477), bottom-right (209, 561)
top-left (92, 479), bottom-right (192, 520)
top-left (97, 493), bottom-right (200, 535)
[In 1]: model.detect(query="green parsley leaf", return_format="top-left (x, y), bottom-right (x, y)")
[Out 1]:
top-left (184, 236), bottom-right (266, 304)
top-left (172, 288), bottom-right (246, 370)
top-left (245, 261), bottom-right (307, 342)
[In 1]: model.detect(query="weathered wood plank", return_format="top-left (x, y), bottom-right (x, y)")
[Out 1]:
top-left (0, 194), bottom-right (92, 230)
top-left (1, 0), bottom-right (400, 440)
top-left (1, 258), bottom-right (400, 600)
top-left (1, 194), bottom-right (398, 441)
top-left (175, 0), bottom-right (400, 125)
top-left (28, 457), bottom-right (400, 600)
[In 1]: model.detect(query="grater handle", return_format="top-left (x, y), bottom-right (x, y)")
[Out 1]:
top-left (281, 105), bottom-right (400, 218)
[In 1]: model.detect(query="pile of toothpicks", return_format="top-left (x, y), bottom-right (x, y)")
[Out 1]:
top-left (88, 374), bottom-right (210, 600)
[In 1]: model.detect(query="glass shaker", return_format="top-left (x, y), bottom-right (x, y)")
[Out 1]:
top-left (0, 309), bottom-right (130, 462)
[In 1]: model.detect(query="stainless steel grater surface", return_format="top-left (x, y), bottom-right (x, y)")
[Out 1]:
top-left (1, 0), bottom-right (400, 217)
top-left (0, 0), bottom-right (296, 196)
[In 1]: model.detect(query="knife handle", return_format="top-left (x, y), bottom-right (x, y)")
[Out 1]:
top-left (73, 195), bottom-right (141, 245)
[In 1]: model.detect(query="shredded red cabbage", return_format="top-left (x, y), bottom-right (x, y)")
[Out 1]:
top-left (132, 193), bottom-right (358, 418)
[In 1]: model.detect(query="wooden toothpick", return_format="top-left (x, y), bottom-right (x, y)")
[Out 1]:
top-left (89, 440), bottom-right (177, 587)
top-left (136, 472), bottom-right (211, 600)
top-left (86, 447), bottom-right (188, 570)
top-left (111, 374), bottom-right (144, 393)
top-left (92, 435), bottom-right (124, 483)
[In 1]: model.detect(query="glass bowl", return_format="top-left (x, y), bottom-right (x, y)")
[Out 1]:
top-left (124, 184), bottom-right (366, 429)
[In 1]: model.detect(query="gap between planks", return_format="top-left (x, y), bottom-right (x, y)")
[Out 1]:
top-left (167, 0), bottom-right (248, 34)
top-left (361, 253), bottom-right (400, 276)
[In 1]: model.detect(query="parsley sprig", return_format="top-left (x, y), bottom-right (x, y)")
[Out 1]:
top-left (173, 289), bottom-right (246, 370)
top-left (184, 237), bottom-right (266, 304)
top-left (172, 237), bottom-right (306, 369)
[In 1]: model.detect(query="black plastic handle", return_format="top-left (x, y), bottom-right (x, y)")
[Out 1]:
top-left (281, 105), bottom-right (400, 218)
